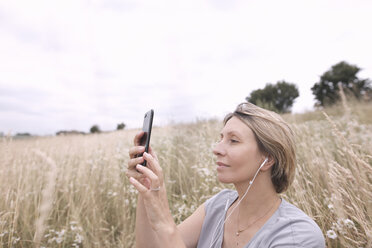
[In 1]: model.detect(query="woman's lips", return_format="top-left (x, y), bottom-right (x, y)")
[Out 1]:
top-left (217, 162), bottom-right (230, 168)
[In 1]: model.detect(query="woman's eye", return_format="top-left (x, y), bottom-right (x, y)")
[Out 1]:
top-left (230, 139), bottom-right (239, 143)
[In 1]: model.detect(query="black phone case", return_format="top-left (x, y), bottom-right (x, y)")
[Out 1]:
top-left (140, 109), bottom-right (154, 166)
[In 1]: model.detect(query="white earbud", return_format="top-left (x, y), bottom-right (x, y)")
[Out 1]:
top-left (249, 157), bottom-right (268, 185)
top-left (259, 157), bottom-right (268, 170)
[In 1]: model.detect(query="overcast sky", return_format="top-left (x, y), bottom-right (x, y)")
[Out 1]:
top-left (1, 0), bottom-right (371, 135)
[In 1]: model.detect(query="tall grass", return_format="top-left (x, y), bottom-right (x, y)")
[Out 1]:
top-left (0, 100), bottom-right (371, 247)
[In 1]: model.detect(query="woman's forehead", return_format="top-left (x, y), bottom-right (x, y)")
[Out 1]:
top-left (222, 116), bottom-right (254, 137)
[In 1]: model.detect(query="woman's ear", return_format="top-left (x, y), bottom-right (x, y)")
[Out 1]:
top-left (260, 155), bottom-right (275, 172)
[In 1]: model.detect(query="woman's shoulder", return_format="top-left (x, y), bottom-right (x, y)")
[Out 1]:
top-left (278, 199), bottom-right (322, 231)
top-left (265, 199), bottom-right (325, 247)
top-left (204, 189), bottom-right (237, 211)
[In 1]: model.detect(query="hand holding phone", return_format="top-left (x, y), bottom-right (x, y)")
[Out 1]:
top-left (137, 109), bottom-right (154, 166)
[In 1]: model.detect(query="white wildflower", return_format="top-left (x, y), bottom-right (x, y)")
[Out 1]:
top-left (56, 237), bottom-right (63, 244)
top-left (212, 186), bottom-right (221, 193)
top-left (335, 219), bottom-right (347, 234)
top-left (344, 219), bottom-right (355, 229)
top-left (57, 229), bottom-right (65, 237)
top-left (53, 229), bottom-right (65, 244)
top-left (12, 237), bottom-right (20, 244)
top-left (74, 233), bottom-right (84, 243)
top-left (326, 230), bottom-right (337, 239)
top-left (0, 231), bottom-right (8, 237)
top-left (178, 204), bottom-right (187, 215)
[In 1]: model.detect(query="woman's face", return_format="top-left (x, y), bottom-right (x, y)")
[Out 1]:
top-left (213, 116), bottom-right (265, 184)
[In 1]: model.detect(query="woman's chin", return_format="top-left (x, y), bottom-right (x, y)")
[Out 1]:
top-left (217, 174), bottom-right (234, 184)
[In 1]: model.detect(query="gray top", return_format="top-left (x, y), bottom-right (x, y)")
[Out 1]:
top-left (197, 189), bottom-right (325, 248)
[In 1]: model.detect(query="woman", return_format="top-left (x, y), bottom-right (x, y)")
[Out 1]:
top-left (126, 102), bottom-right (325, 248)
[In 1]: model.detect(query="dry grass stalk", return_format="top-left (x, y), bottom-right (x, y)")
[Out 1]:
top-left (338, 83), bottom-right (350, 116)
top-left (32, 149), bottom-right (58, 248)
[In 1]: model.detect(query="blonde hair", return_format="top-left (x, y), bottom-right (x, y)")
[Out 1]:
top-left (224, 102), bottom-right (296, 193)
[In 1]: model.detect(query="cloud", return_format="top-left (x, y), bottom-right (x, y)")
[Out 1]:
top-left (0, 0), bottom-right (372, 135)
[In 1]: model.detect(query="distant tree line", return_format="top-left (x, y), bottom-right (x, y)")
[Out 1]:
top-left (56, 130), bottom-right (85, 136)
top-left (0, 121), bottom-right (128, 137)
top-left (1, 122), bottom-right (127, 137)
top-left (246, 61), bottom-right (371, 113)
top-left (88, 122), bottom-right (126, 134)
top-left (56, 122), bottom-right (126, 136)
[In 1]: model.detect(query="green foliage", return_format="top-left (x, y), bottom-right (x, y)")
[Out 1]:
top-left (246, 81), bottom-right (299, 113)
top-left (15, 133), bottom-right (31, 136)
top-left (311, 61), bottom-right (372, 107)
top-left (90, 125), bottom-right (101, 134)
top-left (116, 123), bottom-right (126, 130)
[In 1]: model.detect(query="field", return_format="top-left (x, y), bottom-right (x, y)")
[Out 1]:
top-left (1, 100), bottom-right (372, 248)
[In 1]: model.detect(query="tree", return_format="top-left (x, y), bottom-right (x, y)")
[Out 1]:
top-left (90, 125), bottom-right (101, 134)
top-left (117, 123), bottom-right (126, 130)
top-left (15, 133), bottom-right (31, 137)
top-left (311, 61), bottom-right (372, 106)
top-left (246, 81), bottom-right (299, 113)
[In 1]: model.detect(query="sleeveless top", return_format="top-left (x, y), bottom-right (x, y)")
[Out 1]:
top-left (196, 189), bottom-right (325, 248)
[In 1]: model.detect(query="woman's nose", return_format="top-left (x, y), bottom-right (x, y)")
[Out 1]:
top-left (213, 141), bottom-right (225, 156)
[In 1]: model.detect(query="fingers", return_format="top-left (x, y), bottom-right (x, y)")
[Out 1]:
top-left (135, 164), bottom-right (160, 188)
top-left (129, 146), bottom-right (145, 159)
top-left (128, 155), bottom-right (144, 169)
top-left (128, 132), bottom-right (164, 192)
top-left (126, 169), bottom-right (144, 179)
top-left (143, 152), bottom-right (163, 181)
top-left (129, 177), bottom-right (148, 193)
top-left (133, 131), bottom-right (145, 146)
top-left (148, 146), bottom-right (159, 161)
top-left (127, 147), bottom-right (145, 180)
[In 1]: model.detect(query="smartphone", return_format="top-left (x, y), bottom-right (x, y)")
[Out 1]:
top-left (137, 109), bottom-right (154, 166)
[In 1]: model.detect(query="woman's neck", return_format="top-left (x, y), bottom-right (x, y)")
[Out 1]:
top-left (233, 172), bottom-right (279, 219)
